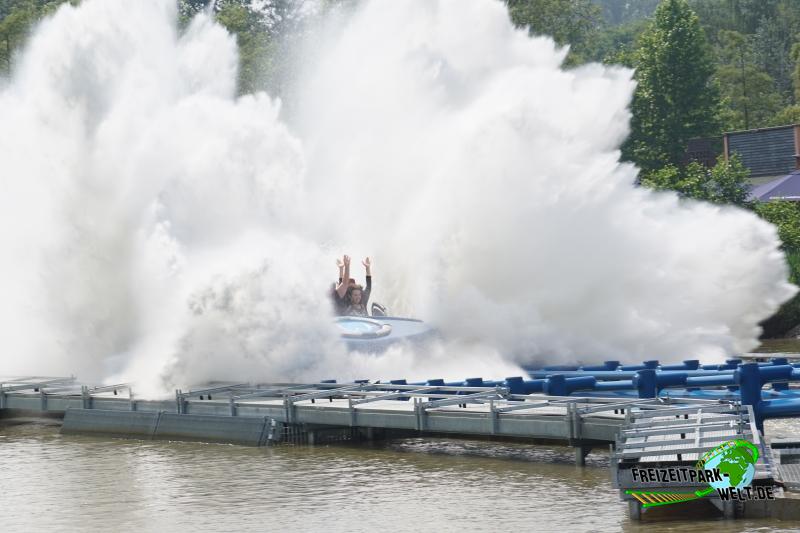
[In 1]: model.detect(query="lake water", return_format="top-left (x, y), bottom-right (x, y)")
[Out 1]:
top-left (2, 417), bottom-right (799, 532)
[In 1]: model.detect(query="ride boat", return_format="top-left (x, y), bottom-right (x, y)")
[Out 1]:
top-left (335, 303), bottom-right (437, 351)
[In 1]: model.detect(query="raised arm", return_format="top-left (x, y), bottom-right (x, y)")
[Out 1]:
top-left (362, 257), bottom-right (372, 301)
top-left (335, 255), bottom-right (351, 298)
top-left (336, 257), bottom-right (344, 282)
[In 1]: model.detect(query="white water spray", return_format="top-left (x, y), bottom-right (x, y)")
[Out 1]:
top-left (0, 0), bottom-right (794, 395)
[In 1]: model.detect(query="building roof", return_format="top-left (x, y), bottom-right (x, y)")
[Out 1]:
top-left (726, 124), bottom-right (798, 178)
top-left (749, 170), bottom-right (800, 201)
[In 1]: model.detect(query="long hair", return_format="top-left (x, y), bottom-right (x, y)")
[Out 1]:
top-left (346, 284), bottom-right (364, 304)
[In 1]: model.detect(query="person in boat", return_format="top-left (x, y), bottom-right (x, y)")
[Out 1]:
top-left (344, 257), bottom-right (371, 316)
top-left (331, 255), bottom-right (352, 314)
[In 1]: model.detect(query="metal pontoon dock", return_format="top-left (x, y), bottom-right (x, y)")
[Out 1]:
top-left (4, 374), bottom-right (800, 521)
top-left (0, 375), bottom-right (736, 465)
top-left (1, 376), bottom-right (626, 459)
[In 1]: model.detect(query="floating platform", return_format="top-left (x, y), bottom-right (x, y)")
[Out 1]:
top-left (0, 375), bottom-right (750, 465)
top-left (3, 362), bottom-right (800, 523)
top-left (1, 376), bottom-right (629, 455)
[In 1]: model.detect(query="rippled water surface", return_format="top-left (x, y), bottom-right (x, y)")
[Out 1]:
top-left (1, 419), bottom-right (799, 532)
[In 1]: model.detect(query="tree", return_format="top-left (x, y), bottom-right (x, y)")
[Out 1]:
top-left (730, 0), bottom-right (779, 34)
top-left (793, 42), bottom-right (800, 105)
top-left (641, 154), bottom-right (751, 207)
top-left (770, 104), bottom-right (800, 127)
top-left (754, 200), bottom-right (800, 251)
top-left (178, 0), bottom-right (317, 96)
top-left (692, 0), bottom-right (779, 35)
top-left (715, 30), bottom-right (784, 130)
top-left (593, 18), bottom-right (648, 67)
top-left (506, 0), bottom-right (603, 65)
top-left (690, 0), bottom-right (741, 48)
top-left (752, 10), bottom-right (798, 102)
top-left (592, 0), bottom-right (660, 25)
top-left (0, 0), bottom-right (70, 75)
top-left (0, 0), bottom-right (37, 74)
top-left (623, 0), bottom-right (719, 173)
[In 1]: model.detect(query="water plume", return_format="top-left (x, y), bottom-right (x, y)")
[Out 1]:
top-left (0, 0), bottom-right (794, 396)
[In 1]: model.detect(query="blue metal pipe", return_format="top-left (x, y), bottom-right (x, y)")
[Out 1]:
top-left (566, 376), bottom-right (597, 394)
top-left (543, 375), bottom-right (567, 396)
top-left (504, 376), bottom-right (525, 395)
top-left (523, 379), bottom-right (545, 394)
top-left (528, 370), bottom-right (636, 379)
top-left (761, 398), bottom-right (800, 419)
top-left (544, 375), bottom-right (598, 395)
top-left (526, 368), bottom-right (738, 380)
top-left (594, 380), bottom-right (634, 391)
top-left (758, 365), bottom-right (794, 382)
top-left (685, 375), bottom-right (735, 387)
top-left (633, 369), bottom-right (657, 398)
top-left (464, 377), bottom-right (483, 387)
top-left (735, 363), bottom-right (763, 431)
top-left (655, 372), bottom-right (688, 389)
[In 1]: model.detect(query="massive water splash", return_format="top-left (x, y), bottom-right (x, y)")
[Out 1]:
top-left (0, 0), bottom-right (794, 395)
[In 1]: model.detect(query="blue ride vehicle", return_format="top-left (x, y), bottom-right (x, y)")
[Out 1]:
top-left (336, 303), bottom-right (437, 351)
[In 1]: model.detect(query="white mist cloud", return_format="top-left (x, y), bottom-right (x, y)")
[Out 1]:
top-left (292, 0), bottom-right (796, 363)
top-left (0, 0), bottom-right (794, 396)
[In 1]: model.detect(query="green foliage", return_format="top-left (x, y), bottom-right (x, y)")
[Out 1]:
top-left (176, 0), bottom-right (319, 96)
top-left (754, 201), bottom-right (800, 251)
top-left (1, 0), bottom-right (39, 74)
top-left (506, 0), bottom-right (603, 65)
top-left (793, 42), bottom-right (800, 104)
top-left (623, 0), bottom-right (719, 173)
top-left (688, 0), bottom-right (800, 128)
top-left (714, 30), bottom-right (785, 131)
top-left (750, 204), bottom-right (800, 338)
top-left (594, 18), bottom-right (648, 67)
top-left (752, 6), bottom-right (799, 102)
top-left (641, 154), bottom-right (751, 206)
top-left (214, 0), bottom-right (273, 95)
top-left (591, 0), bottom-right (660, 25)
top-left (769, 104), bottom-right (800, 127)
top-left (0, 0), bottom-right (72, 75)
top-left (692, 0), bottom-right (780, 36)
top-left (759, 248), bottom-right (800, 338)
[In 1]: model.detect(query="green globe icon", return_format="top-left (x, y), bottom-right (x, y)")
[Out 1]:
top-left (702, 440), bottom-right (758, 491)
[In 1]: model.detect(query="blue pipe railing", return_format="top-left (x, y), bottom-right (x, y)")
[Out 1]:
top-left (348, 358), bottom-right (800, 430)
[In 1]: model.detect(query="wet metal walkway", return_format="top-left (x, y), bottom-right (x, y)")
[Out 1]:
top-left (4, 375), bottom-right (800, 521)
top-left (0, 375), bottom-right (736, 465)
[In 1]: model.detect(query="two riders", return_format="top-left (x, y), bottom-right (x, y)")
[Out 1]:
top-left (332, 255), bottom-right (372, 316)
